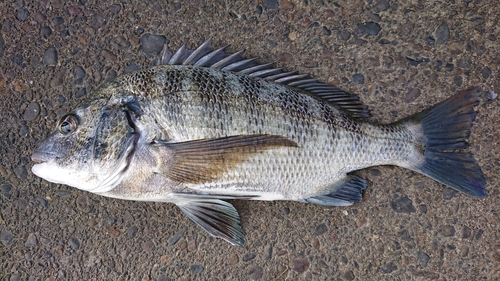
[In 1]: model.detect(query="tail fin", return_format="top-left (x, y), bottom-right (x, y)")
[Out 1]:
top-left (403, 87), bottom-right (486, 197)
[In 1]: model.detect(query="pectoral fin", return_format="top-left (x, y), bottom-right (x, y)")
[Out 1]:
top-left (171, 194), bottom-right (249, 246)
top-left (154, 134), bottom-right (298, 183)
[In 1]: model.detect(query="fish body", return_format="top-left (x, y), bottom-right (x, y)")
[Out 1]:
top-left (31, 41), bottom-right (486, 245)
top-left (88, 65), bottom-right (413, 201)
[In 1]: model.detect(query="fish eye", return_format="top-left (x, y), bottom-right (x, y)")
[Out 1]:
top-left (58, 114), bottom-right (79, 134)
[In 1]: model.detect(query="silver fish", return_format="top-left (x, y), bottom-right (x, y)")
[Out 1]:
top-left (31, 40), bottom-right (486, 245)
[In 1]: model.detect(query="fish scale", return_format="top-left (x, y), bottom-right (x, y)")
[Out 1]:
top-left (31, 40), bottom-right (486, 246)
top-left (107, 65), bottom-right (418, 200)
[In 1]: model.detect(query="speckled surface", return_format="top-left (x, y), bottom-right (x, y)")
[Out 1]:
top-left (1, 0), bottom-right (499, 280)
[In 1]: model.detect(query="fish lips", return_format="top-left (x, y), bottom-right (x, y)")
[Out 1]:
top-left (30, 150), bottom-right (82, 186)
top-left (31, 151), bottom-right (57, 179)
top-left (31, 143), bottom-right (66, 180)
top-left (31, 151), bottom-right (55, 163)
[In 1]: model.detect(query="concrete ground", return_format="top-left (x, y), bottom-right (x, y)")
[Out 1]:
top-left (1, 0), bottom-right (499, 280)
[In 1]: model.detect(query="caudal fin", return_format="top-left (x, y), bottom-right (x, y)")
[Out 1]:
top-left (404, 87), bottom-right (486, 197)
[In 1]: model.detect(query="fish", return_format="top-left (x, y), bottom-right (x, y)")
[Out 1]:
top-left (31, 40), bottom-right (486, 246)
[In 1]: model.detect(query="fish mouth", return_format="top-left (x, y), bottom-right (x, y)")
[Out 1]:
top-left (31, 151), bottom-right (55, 163)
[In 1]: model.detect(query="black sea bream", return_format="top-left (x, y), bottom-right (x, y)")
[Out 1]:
top-left (31, 41), bottom-right (486, 245)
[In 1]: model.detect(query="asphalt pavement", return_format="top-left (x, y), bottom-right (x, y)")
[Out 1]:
top-left (1, 0), bottom-right (499, 280)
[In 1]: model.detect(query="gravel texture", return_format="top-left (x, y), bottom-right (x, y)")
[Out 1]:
top-left (1, 0), bottom-right (499, 280)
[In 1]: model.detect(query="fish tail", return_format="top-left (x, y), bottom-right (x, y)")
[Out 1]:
top-left (403, 87), bottom-right (486, 197)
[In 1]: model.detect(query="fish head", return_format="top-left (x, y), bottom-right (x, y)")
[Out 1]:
top-left (31, 97), bottom-right (139, 193)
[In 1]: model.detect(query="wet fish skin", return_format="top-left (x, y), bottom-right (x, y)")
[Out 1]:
top-left (91, 65), bottom-right (414, 200)
top-left (31, 41), bottom-right (486, 245)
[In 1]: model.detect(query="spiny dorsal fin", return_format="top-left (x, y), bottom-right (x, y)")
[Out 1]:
top-left (153, 134), bottom-right (298, 184)
top-left (158, 40), bottom-right (370, 118)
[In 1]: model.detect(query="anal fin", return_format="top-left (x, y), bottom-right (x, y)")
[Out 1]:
top-left (306, 176), bottom-right (368, 206)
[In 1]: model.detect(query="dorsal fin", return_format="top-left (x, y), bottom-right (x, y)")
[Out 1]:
top-left (158, 40), bottom-right (370, 118)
